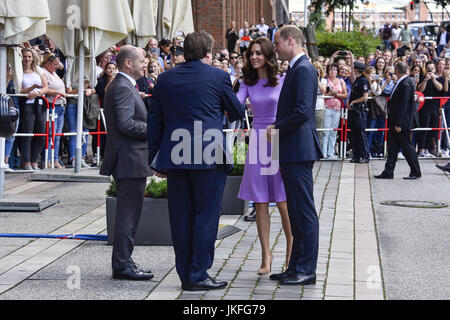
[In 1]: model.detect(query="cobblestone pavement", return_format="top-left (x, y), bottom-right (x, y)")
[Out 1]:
top-left (0, 159), bottom-right (449, 300)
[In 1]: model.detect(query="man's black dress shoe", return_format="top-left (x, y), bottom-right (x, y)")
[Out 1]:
top-left (131, 261), bottom-right (152, 274)
top-left (374, 173), bottom-right (393, 179)
top-left (182, 277), bottom-right (228, 291)
top-left (279, 273), bottom-right (316, 286)
top-left (436, 164), bottom-right (450, 172)
top-left (112, 267), bottom-right (154, 280)
top-left (269, 270), bottom-right (295, 281)
top-left (403, 175), bottom-right (421, 180)
top-left (358, 158), bottom-right (370, 164)
top-left (349, 158), bottom-right (359, 163)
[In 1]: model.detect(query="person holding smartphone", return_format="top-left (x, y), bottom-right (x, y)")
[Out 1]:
top-left (322, 63), bottom-right (347, 159)
top-left (238, 21), bottom-right (250, 55)
top-left (417, 60), bottom-right (444, 158)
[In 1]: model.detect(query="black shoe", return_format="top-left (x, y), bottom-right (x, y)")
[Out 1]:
top-left (244, 208), bottom-right (256, 222)
top-left (269, 270), bottom-right (295, 281)
top-left (403, 175), bottom-right (421, 180)
top-left (374, 173), bottom-right (393, 179)
top-left (279, 273), bottom-right (316, 286)
top-left (359, 158), bottom-right (370, 163)
top-left (436, 164), bottom-right (450, 172)
top-left (131, 261), bottom-right (152, 274)
top-left (112, 267), bottom-right (154, 280)
top-left (349, 158), bottom-right (360, 163)
top-left (182, 276), bottom-right (228, 291)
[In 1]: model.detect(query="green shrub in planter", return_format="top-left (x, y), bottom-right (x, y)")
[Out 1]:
top-left (145, 177), bottom-right (168, 198)
top-left (229, 140), bottom-right (248, 176)
top-left (106, 177), bottom-right (168, 198)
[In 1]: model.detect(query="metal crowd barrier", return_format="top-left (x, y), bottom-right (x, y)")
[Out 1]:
top-left (3, 92), bottom-right (450, 171)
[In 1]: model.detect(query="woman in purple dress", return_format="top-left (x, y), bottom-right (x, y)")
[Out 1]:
top-left (236, 38), bottom-right (293, 275)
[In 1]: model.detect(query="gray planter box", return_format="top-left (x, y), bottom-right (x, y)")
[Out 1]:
top-left (106, 197), bottom-right (172, 246)
top-left (221, 175), bottom-right (249, 215)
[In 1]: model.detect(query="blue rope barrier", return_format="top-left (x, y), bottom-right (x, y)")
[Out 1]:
top-left (0, 233), bottom-right (108, 241)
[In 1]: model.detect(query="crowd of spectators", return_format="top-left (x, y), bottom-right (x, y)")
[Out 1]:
top-left (3, 32), bottom-right (188, 171)
top-left (310, 22), bottom-right (450, 160)
top-left (3, 19), bottom-right (450, 172)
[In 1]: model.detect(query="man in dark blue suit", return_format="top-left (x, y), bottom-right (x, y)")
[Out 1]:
top-left (147, 31), bottom-right (245, 291)
top-left (267, 25), bottom-right (323, 286)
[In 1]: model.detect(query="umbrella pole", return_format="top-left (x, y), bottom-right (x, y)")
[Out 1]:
top-left (75, 45), bottom-right (85, 173)
top-left (0, 31), bottom-right (8, 199)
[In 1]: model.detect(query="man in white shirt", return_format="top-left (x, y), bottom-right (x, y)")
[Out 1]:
top-left (437, 25), bottom-right (450, 57)
top-left (256, 17), bottom-right (269, 38)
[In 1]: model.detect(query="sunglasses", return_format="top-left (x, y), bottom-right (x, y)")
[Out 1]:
top-left (43, 53), bottom-right (59, 64)
top-left (230, 56), bottom-right (238, 59)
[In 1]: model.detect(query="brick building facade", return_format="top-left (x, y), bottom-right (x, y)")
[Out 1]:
top-left (191, 0), bottom-right (285, 51)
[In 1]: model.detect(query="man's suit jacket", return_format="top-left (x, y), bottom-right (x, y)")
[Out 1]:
top-left (147, 60), bottom-right (245, 171)
top-left (437, 31), bottom-right (450, 46)
top-left (274, 55), bottom-right (323, 163)
top-left (387, 76), bottom-right (416, 131)
top-left (100, 73), bottom-right (152, 180)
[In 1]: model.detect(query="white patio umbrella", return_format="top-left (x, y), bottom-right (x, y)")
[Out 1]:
top-left (157, 0), bottom-right (172, 40)
top-left (45, 0), bottom-right (134, 172)
top-left (126, 0), bottom-right (158, 48)
top-left (0, 0), bottom-right (50, 199)
top-left (169, 0), bottom-right (194, 39)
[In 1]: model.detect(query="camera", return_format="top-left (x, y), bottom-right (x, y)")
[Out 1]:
top-left (397, 47), bottom-right (405, 58)
top-left (371, 74), bottom-right (380, 80)
top-left (425, 42), bottom-right (431, 47)
top-left (338, 51), bottom-right (347, 56)
top-left (326, 86), bottom-right (332, 93)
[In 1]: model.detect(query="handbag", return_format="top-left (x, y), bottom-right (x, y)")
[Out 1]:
top-left (0, 94), bottom-right (19, 138)
top-left (83, 93), bottom-right (101, 130)
top-left (370, 95), bottom-right (388, 118)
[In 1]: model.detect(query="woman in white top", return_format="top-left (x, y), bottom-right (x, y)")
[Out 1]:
top-left (19, 48), bottom-right (48, 170)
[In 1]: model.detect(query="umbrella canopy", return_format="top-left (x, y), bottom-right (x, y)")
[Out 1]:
top-left (170, 0), bottom-right (194, 39)
top-left (46, 0), bottom-right (134, 87)
top-left (126, 0), bottom-right (158, 49)
top-left (157, 0), bottom-right (172, 40)
top-left (0, 0), bottom-right (50, 91)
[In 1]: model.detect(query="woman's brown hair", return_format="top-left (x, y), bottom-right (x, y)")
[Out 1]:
top-left (242, 38), bottom-right (279, 87)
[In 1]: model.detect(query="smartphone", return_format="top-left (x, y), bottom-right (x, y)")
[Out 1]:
top-left (241, 36), bottom-right (251, 41)
top-left (338, 51), bottom-right (347, 56)
top-left (376, 46), bottom-right (381, 50)
top-left (371, 74), bottom-right (380, 80)
top-left (150, 47), bottom-right (160, 56)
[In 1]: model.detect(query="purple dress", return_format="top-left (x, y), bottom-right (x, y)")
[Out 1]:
top-left (237, 76), bottom-right (286, 203)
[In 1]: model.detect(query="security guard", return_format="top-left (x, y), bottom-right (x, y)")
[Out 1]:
top-left (349, 61), bottom-right (370, 163)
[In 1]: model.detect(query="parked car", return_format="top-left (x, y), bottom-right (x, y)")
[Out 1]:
top-left (407, 22), bottom-right (439, 43)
